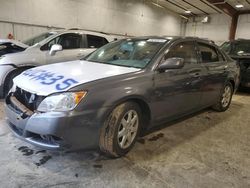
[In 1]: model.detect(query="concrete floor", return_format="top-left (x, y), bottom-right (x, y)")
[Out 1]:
top-left (0, 92), bottom-right (250, 188)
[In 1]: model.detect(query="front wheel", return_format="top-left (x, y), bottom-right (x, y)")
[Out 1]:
top-left (212, 82), bottom-right (233, 112)
top-left (99, 102), bottom-right (141, 157)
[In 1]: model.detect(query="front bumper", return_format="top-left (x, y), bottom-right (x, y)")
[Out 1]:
top-left (5, 95), bottom-right (109, 151)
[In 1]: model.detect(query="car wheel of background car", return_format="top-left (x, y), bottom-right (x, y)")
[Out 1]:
top-left (99, 101), bottom-right (142, 157)
top-left (4, 68), bottom-right (27, 97)
top-left (212, 82), bottom-right (233, 112)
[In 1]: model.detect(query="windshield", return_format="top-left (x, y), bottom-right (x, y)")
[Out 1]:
top-left (85, 38), bottom-right (168, 68)
top-left (22, 32), bottom-right (55, 46)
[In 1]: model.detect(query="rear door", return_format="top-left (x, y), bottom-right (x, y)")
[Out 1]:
top-left (152, 40), bottom-right (204, 122)
top-left (198, 42), bottom-right (228, 106)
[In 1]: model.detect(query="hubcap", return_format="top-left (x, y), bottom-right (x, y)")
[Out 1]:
top-left (117, 110), bottom-right (139, 149)
top-left (221, 85), bottom-right (232, 108)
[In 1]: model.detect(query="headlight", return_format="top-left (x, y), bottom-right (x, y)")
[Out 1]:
top-left (37, 91), bottom-right (87, 112)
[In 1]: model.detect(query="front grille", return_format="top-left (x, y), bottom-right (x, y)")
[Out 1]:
top-left (9, 122), bottom-right (24, 136)
top-left (12, 87), bottom-right (45, 111)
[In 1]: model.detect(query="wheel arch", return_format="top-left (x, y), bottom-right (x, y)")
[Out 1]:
top-left (228, 79), bottom-right (235, 92)
top-left (103, 95), bottom-right (152, 133)
top-left (3, 65), bottom-right (35, 94)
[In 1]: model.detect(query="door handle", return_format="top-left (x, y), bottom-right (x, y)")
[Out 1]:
top-left (189, 72), bottom-right (200, 78)
top-left (223, 65), bottom-right (228, 71)
top-left (188, 69), bottom-right (201, 78)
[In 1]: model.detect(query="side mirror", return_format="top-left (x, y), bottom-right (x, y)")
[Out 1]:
top-left (157, 57), bottom-right (184, 72)
top-left (49, 44), bottom-right (62, 56)
top-left (237, 51), bottom-right (244, 56)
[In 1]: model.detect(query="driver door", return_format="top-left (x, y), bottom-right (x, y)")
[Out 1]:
top-left (41, 33), bottom-right (84, 64)
top-left (151, 41), bottom-right (205, 122)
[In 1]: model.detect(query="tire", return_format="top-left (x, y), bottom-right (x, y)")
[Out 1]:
top-left (4, 69), bottom-right (25, 98)
top-left (99, 102), bottom-right (142, 157)
top-left (212, 82), bottom-right (233, 112)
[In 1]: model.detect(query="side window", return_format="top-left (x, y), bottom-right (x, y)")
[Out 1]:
top-left (47, 36), bottom-right (60, 50)
top-left (87, 35), bottom-right (108, 48)
top-left (198, 43), bottom-right (219, 63)
top-left (41, 36), bottom-right (60, 51)
top-left (58, 34), bottom-right (81, 50)
top-left (41, 33), bottom-right (81, 51)
top-left (165, 41), bottom-right (198, 64)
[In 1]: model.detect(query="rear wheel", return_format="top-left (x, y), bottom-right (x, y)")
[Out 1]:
top-left (212, 82), bottom-right (233, 112)
top-left (99, 102), bottom-right (141, 157)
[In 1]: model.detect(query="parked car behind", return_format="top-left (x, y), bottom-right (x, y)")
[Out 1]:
top-left (0, 31), bottom-right (58, 57)
top-left (0, 30), bottom-right (112, 97)
top-left (0, 39), bottom-right (28, 56)
top-left (5, 36), bottom-right (240, 157)
top-left (221, 39), bottom-right (250, 88)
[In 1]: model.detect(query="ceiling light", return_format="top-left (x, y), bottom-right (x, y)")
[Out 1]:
top-left (235, 4), bottom-right (244, 8)
top-left (184, 10), bottom-right (192, 14)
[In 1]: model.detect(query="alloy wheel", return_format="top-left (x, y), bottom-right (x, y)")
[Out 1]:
top-left (117, 110), bottom-right (139, 149)
top-left (221, 85), bottom-right (232, 108)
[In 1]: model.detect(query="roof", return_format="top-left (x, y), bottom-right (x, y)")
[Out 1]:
top-left (124, 36), bottom-right (215, 44)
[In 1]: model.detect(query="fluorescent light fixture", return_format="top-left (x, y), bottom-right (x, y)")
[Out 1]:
top-left (184, 10), bottom-right (192, 14)
top-left (235, 4), bottom-right (244, 8)
top-left (151, 2), bottom-right (164, 9)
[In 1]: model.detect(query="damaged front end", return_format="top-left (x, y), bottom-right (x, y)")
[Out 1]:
top-left (5, 88), bottom-right (64, 150)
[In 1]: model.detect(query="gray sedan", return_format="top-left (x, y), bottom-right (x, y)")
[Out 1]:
top-left (5, 36), bottom-right (240, 157)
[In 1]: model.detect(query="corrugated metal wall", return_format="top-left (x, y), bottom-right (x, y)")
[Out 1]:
top-left (0, 21), bottom-right (60, 41)
top-left (13, 24), bottom-right (48, 41)
top-left (0, 22), bottom-right (13, 39)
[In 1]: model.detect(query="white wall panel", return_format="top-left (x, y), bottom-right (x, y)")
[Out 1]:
top-left (0, 22), bottom-right (13, 39)
top-left (0, 0), bottom-right (183, 38)
top-left (13, 25), bottom-right (48, 41)
top-left (185, 14), bottom-right (231, 45)
top-left (236, 14), bottom-right (250, 39)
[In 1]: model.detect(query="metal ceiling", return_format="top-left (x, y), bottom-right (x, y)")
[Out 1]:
top-left (150, 0), bottom-right (250, 16)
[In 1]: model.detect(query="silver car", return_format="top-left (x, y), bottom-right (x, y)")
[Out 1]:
top-left (0, 30), bottom-right (112, 97)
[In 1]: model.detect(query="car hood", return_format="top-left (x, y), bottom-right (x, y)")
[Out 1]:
top-left (13, 60), bottom-right (140, 96)
top-left (0, 39), bottom-right (28, 48)
top-left (0, 45), bottom-right (41, 65)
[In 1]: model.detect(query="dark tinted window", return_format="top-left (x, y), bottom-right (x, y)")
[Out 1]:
top-left (87, 35), bottom-right (108, 48)
top-left (59, 34), bottom-right (81, 49)
top-left (165, 41), bottom-right (197, 64)
top-left (198, 43), bottom-right (219, 63)
top-left (41, 33), bottom-right (81, 51)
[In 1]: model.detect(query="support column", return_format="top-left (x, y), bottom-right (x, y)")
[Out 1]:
top-left (229, 14), bottom-right (238, 40)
